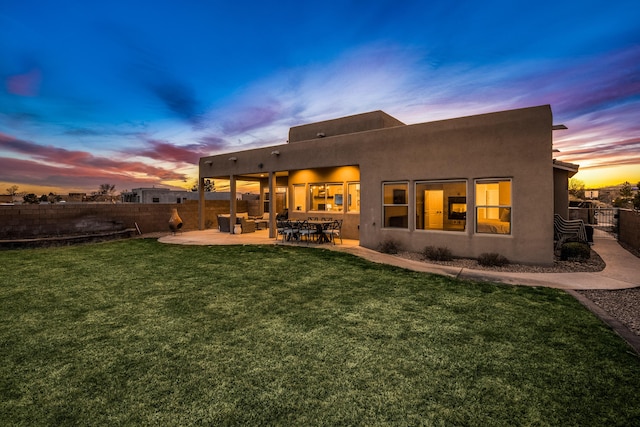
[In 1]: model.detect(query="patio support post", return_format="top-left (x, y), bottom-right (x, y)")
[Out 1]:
top-left (198, 176), bottom-right (205, 230)
top-left (229, 175), bottom-right (237, 233)
top-left (268, 171), bottom-right (276, 238)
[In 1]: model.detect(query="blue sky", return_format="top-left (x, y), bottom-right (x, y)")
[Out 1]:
top-left (1, 0), bottom-right (639, 194)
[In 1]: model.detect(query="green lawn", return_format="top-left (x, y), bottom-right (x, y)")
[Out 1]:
top-left (1, 239), bottom-right (639, 426)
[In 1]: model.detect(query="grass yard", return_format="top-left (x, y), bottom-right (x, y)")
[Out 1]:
top-left (1, 239), bottom-right (640, 426)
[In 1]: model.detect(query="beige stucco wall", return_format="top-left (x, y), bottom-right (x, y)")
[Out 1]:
top-left (200, 105), bottom-right (556, 265)
top-left (553, 168), bottom-right (571, 219)
top-left (289, 110), bottom-right (405, 143)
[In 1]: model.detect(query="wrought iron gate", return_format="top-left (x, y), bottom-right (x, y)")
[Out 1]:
top-left (569, 207), bottom-right (618, 237)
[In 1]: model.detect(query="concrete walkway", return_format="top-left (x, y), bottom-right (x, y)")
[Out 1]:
top-left (158, 228), bottom-right (639, 291)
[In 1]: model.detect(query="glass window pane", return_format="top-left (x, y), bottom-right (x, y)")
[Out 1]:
top-left (476, 179), bottom-right (511, 234)
top-left (383, 182), bottom-right (408, 228)
top-left (416, 181), bottom-right (466, 232)
top-left (326, 184), bottom-right (343, 213)
top-left (347, 183), bottom-right (360, 212)
top-left (310, 184), bottom-right (323, 210)
top-left (293, 185), bottom-right (306, 212)
top-left (310, 183), bottom-right (343, 211)
top-left (384, 183), bottom-right (407, 205)
top-left (384, 206), bottom-right (408, 228)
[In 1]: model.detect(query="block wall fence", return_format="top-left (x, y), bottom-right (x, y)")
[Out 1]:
top-left (0, 200), bottom-right (261, 240)
top-left (619, 209), bottom-right (640, 252)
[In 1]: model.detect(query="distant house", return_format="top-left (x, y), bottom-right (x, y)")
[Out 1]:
top-left (120, 187), bottom-right (243, 204)
top-left (198, 105), bottom-right (578, 265)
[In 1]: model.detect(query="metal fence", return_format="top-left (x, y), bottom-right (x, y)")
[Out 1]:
top-left (569, 207), bottom-right (618, 237)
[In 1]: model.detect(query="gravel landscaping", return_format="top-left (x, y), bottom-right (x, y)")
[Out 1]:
top-left (394, 249), bottom-right (606, 273)
top-left (578, 288), bottom-right (640, 337)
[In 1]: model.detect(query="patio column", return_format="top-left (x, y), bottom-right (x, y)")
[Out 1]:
top-left (198, 176), bottom-right (205, 230)
top-left (268, 171), bottom-right (276, 238)
top-left (229, 175), bottom-right (237, 233)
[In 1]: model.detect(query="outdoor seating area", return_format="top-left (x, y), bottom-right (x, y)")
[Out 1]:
top-left (217, 213), bottom-right (257, 234)
top-left (277, 218), bottom-right (343, 245)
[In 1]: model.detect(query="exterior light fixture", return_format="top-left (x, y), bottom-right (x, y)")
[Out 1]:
top-left (204, 160), bottom-right (213, 165)
top-left (552, 124), bottom-right (567, 130)
top-left (228, 156), bottom-right (237, 161)
top-left (271, 150), bottom-right (280, 156)
top-left (317, 132), bottom-right (325, 137)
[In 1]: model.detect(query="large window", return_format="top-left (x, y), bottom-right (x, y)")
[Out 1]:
top-left (347, 182), bottom-right (360, 213)
top-left (475, 179), bottom-right (511, 234)
top-left (293, 184), bottom-right (306, 212)
top-left (310, 183), bottom-right (344, 212)
top-left (416, 181), bottom-right (466, 231)
top-left (383, 182), bottom-right (408, 228)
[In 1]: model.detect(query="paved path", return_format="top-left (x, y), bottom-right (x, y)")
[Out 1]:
top-left (159, 228), bottom-right (639, 291)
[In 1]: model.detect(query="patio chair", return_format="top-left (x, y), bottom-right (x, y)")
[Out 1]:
top-left (276, 220), bottom-right (288, 241)
top-left (217, 215), bottom-right (231, 233)
top-left (279, 220), bottom-right (299, 242)
top-left (239, 217), bottom-right (256, 233)
top-left (298, 220), bottom-right (318, 244)
top-left (553, 214), bottom-right (587, 253)
top-left (323, 219), bottom-right (343, 244)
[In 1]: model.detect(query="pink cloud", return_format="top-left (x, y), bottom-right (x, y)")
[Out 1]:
top-left (0, 133), bottom-right (188, 184)
top-left (6, 68), bottom-right (42, 97)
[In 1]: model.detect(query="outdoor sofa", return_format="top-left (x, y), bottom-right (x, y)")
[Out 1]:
top-left (217, 213), bottom-right (256, 233)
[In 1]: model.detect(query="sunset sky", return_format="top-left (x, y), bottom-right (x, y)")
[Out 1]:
top-left (1, 0), bottom-right (639, 196)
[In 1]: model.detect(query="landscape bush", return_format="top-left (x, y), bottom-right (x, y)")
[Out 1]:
top-left (379, 239), bottom-right (401, 254)
top-left (478, 252), bottom-right (510, 267)
top-left (560, 242), bottom-right (591, 261)
top-left (423, 246), bottom-right (453, 261)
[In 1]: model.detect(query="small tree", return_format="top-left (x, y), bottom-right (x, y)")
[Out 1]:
top-left (23, 193), bottom-right (40, 204)
top-left (91, 184), bottom-right (117, 202)
top-left (615, 181), bottom-right (635, 209)
top-left (6, 185), bottom-right (19, 203)
top-left (47, 192), bottom-right (62, 204)
top-left (191, 179), bottom-right (214, 192)
top-left (619, 181), bottom-right (633, 198)
top-left (568, 178), bottom-right (585, 199)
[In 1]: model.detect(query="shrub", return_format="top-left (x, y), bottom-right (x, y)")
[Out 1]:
top-left (379, 239), bottom-right (400, 254)
top-left (478, 252), bottom-right (510, 267)
top-left (423, 246), bottom-right (453, 261)
top-left (560, 242), bottom-right (591, 261)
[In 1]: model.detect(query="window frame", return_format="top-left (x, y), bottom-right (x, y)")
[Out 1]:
top-left (474, 178), bottom-right (512, 235)
top-left (346, 181), bottom-right (360, 213)
top-left (309, 182), bottom-right (344, 213)
top-left (382, 181), bottom-right (409, 229)
top-left (415, 180), bottom-right (467, 233)
top-left (292, 184), bottom-right (306, 212)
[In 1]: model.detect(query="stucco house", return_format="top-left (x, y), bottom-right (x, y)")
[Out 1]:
top-left (198, 105), bottom-right (578, 265)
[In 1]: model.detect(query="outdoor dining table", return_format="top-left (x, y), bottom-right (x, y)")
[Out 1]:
top-left (306, 220), bottom-right (334, 243)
